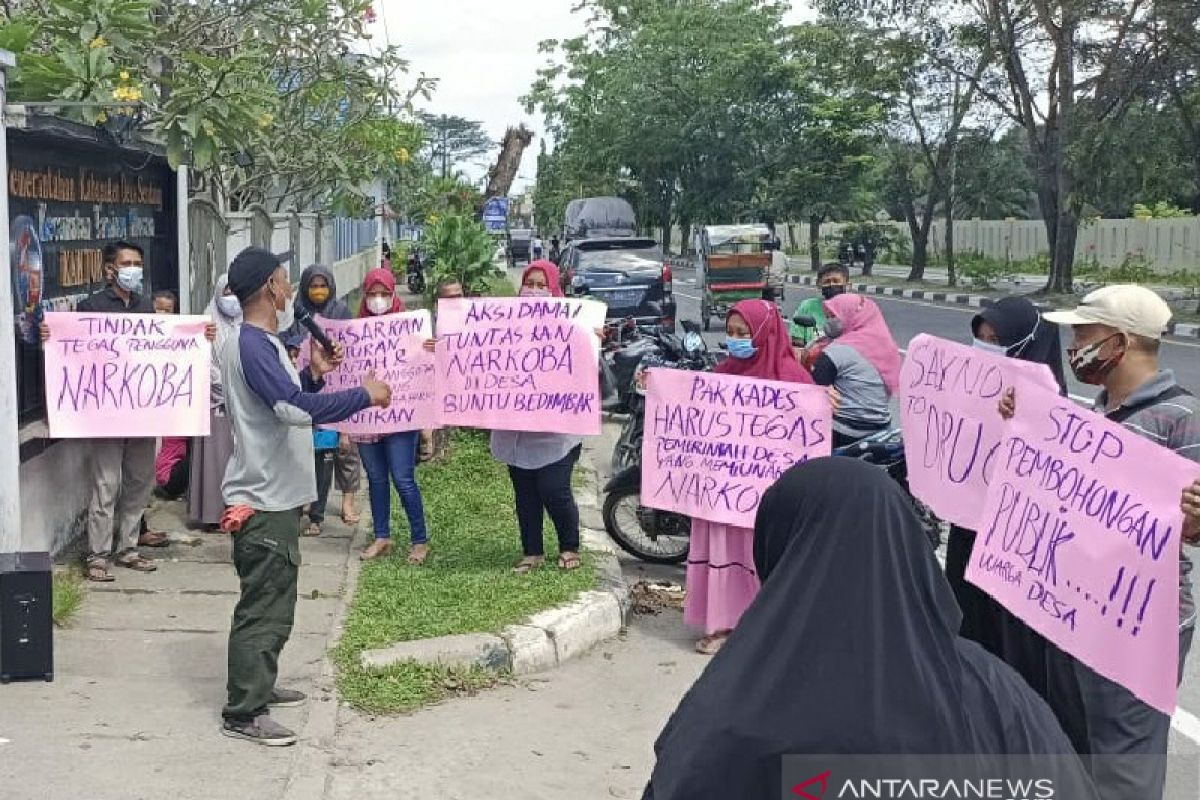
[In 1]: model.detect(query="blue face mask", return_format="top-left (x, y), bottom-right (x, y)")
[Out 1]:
top-left (726, 337), bottom-right (756, 359)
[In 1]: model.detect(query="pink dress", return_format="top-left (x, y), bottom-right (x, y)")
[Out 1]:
top-left (683, 519), bottom-right (761, 634)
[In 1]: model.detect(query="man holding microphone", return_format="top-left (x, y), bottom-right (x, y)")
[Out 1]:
top-left (219, 247), bottom-right (392, 746)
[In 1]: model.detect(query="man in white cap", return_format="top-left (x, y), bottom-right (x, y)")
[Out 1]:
top-left (1032, 284), bottom-right (1200, 800)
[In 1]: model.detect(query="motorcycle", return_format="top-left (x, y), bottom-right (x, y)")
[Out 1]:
top-left (406, 249), bottom-right (426, 295)
top-left (602, 324), bottom-right (714, 564)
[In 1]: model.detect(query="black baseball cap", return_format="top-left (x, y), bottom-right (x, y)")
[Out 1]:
top-left (227, 247), bottom-right (293, 304)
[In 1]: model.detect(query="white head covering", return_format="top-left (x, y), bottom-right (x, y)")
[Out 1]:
top-left (205, 274), bottom-right (241, 406)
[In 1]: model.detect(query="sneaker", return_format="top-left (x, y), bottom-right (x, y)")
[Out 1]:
top-left (221, 714), bottom-right (297, 747)
top-left (268, 687), bottom-right (307, 708)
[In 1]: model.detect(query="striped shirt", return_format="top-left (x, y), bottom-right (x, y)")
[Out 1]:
top-left (1097, 370), bottom-right (1199, 629)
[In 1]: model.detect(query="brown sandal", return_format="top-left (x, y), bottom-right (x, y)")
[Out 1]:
top-left (302, 521), bottom-right (322, 537)
top-left (86, 559), bottom-right (114, 583)
top-left (114, 553), bottom-right (157, 572)
top-left (557, 552), bottom-right (582, 571)
top-left (695, 631), bottom-right (730, 656)
top-left (512, 556), bottom-right (544, 574)
top-left (138, 530), bottom-right (169, 548)
top-left (407, 543), bottom-right (430, 565)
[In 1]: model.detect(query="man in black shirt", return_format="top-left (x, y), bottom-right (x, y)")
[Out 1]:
top-left (41, 241), bottom-right (211, 581)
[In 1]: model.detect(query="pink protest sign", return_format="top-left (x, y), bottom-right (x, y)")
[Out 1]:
top-left (43, 311), bottom-right (211, 438)
top-left (434, 297), bottom-right (605, 435)
top-left (640, 368), bottom-right (832, 528)
top-left (308, 311), bottom-right (437, 434)
top-left (967, 378), bottom-right (1200, 713)
top-left (898, 334), bottom-right (1059, 530)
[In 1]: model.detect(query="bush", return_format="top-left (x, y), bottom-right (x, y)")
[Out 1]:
top-left (958, 254), bottom-right (1017, 289)
top-left (422, 214), bottom-right (504, 302)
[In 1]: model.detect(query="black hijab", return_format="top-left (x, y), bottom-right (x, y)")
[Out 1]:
top-left (972, 296), bottom-right (1066, 392)
top-left (642, 459), bottom-right (1093, 800)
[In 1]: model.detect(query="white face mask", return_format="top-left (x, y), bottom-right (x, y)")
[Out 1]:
top-left (116, 266), bottom-right (143, 293)
top-left (972, 339), bottom-right (1008, 356)
top-left (270, 281), bottom-right (294, 330)
top-left (217, 295), bottom-right (242, 319)
top-left (366, 295), bottom-right (392, 316)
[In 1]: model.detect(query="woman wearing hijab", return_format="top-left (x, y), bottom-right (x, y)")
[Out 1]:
top-left (493, 261), bottom-right (587, 573)
top-left (351, 268), bottom-right (432, 562)
top-left (291, 264), bottom-right (362, 532)
top-left (811, 293), bottom-right (901, 447)
top-left (188, 275), bottom-right (240, 529)
top-left (642, 458), bottom-right (1095, 800)
top-left (945, 296), bottom-right (1066, 695)
top-left (687, 299), bottom-right (813, 655)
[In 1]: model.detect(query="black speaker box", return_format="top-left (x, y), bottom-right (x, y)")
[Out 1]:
top-left (0, 551), bottom-right (54, 683)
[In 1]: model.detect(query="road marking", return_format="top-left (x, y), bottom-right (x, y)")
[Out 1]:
top-left (675, 290), bottom-right (702, 302)
top-left (1173, 706), bottom-right (1200, 745)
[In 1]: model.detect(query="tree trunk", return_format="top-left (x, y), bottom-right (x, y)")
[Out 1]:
top-left (786, 222), bottom-right (796, 255)
top-left (679, 219), bottom-right (691, 260)
top-left (905, 203), bottom-right (934, 282)
top-left (808, 214), bottom-right (821, 272)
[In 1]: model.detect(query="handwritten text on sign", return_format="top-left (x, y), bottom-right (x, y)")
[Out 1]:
top-left (435, 297), bottom-right (605, 435)
top-left (641, 369), bottom-right (832, 528)
top-left (967, 379), bottom-right (1200, 714)
top-left (898, 334), bottom-right (1059, 530)
top-left (312, 311), bottom-right (437, 434)
top-left (43, 311), bottom-right (211, 438)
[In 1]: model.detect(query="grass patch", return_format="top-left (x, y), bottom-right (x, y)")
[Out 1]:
top-left (52, 570), bottom-right (84, 627)
top-left (334, 430), bottom-right (596, 714)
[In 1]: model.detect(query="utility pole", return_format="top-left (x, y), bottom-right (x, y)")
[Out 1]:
top-left (0, 50), bottom-right (22, 553)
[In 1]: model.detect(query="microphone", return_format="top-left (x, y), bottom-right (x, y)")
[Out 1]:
top-left (294, 305), bottom-right (336, 354)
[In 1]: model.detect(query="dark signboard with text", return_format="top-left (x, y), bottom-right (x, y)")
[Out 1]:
top-left (8, 119), bottom-right (178, 426)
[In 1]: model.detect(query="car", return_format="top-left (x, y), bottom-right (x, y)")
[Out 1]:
top-left (508, 228), bottom-right (533, 265)
top-left (561, 237), bottom-right (677, 331)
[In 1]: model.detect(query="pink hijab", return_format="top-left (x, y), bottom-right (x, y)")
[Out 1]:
top-left (522, 260), bottom-right (564, 297)
top-left (716, 299), bottom-right (813, 384)
top-left (823, 293), bottom-right (901, 394)
top-left (358, 267), bottom-right (406, 317)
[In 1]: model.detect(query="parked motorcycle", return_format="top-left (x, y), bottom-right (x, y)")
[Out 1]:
top-left (406, 249), bottom-right (426, 295)
top-left (602, 324), bottom-right (713, 564)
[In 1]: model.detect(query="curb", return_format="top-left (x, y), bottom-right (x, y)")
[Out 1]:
top-left (356, 460), bottom-right (629, 678)
top-left (785, 274), bottom-right (1200, 340)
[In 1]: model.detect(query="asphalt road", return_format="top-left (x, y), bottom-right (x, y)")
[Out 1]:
top-left (665, 267), bottom-right (1200, 762)
top-left (671, 270), bottom-right (1200, 400)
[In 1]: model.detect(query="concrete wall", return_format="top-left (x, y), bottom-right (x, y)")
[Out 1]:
top-left (17, 436), bottom-right (90, 554)
top-left (661, 216), bottom-right (1200, 273)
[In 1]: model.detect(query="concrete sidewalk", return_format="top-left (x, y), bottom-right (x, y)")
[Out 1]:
top-left (0, 492), bottom-right (361, 800)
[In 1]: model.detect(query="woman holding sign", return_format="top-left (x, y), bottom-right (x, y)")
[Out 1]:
top-left (352, 268), bottom-right (431, 564)
top-left (495, 261), bottom-right (587, 574)
top-left (944, 296), bottom-right (1065, 696)
top-left (687, 299), bottom-right (813, 655)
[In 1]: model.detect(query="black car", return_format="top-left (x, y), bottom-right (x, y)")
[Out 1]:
top-left (561, 237), bottom-right (676, 331)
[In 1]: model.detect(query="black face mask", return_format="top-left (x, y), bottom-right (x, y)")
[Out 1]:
top-left (821, 284), bottom-right (847, 300)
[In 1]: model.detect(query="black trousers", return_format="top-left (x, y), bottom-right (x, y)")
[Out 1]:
top-left (507, 445), bottom-right (582, 557)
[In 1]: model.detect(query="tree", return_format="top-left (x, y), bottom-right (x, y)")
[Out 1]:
top-left (419, 113), bottom-right (494, 179)
top-left (822, 0), bottom-right (1173, 292)
top-left (482, 125), bottom-right (534, 203)
top-left (0, 0), bottom-right (433, 214)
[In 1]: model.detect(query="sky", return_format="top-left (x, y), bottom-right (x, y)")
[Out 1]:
top-left (372, 1), bottom-right (817, 195)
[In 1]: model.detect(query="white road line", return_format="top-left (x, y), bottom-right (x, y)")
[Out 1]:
top-left (1172, 706), bottom-right (1200, 745)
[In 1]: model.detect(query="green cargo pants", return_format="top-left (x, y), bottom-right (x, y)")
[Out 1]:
top-left (222, 509), bottom-right (302, 721)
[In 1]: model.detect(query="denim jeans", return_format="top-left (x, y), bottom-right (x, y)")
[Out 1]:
top-left (507, 444), bottom-right (581, 557)
top-left (357, 431), bottom-right (428, 544)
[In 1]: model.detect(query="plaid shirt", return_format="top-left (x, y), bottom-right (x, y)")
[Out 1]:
top-left (1097, 370), bottom-right (1200, 629)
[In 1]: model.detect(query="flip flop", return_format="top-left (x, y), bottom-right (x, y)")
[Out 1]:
top-left (512, 557), bottom-right (544, 574)
top-left (114, 553), bottom-right (157, 572)
top-left (138, 530), bottom-right (170, 548)
top-left (302, 522), bottom-right (322, 537)
top-left (557, 552), bottom-right (582, 571)
top-left (86, 560), bottom-right (114, 583)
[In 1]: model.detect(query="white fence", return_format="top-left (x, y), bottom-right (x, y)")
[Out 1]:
top-left (661, 216), bottom-right (1200, 273)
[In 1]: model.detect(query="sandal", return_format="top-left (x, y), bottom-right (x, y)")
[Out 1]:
top-left (86, 559), bottom-right (114, 583)
top-left (557, 551), bottom-right (582, 571)
top-left (695, 631), bottom-right (730, 656)
top-left (418, 436), bottom-right (434, 463)
top-left (138, 529), bottom-right (170, 548)
top-left (512, 556), bottom-right (544, 574)
top-left (114, 553), bottom-right (157, 572)
top-left (407, 543), bottom-right (430, 565)
top-left (360, 539), bottom-right (394, 561)
top-left (303, 521), bottom-right (322, 537)
top-left (340, 503), bottom-right (361, 526)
